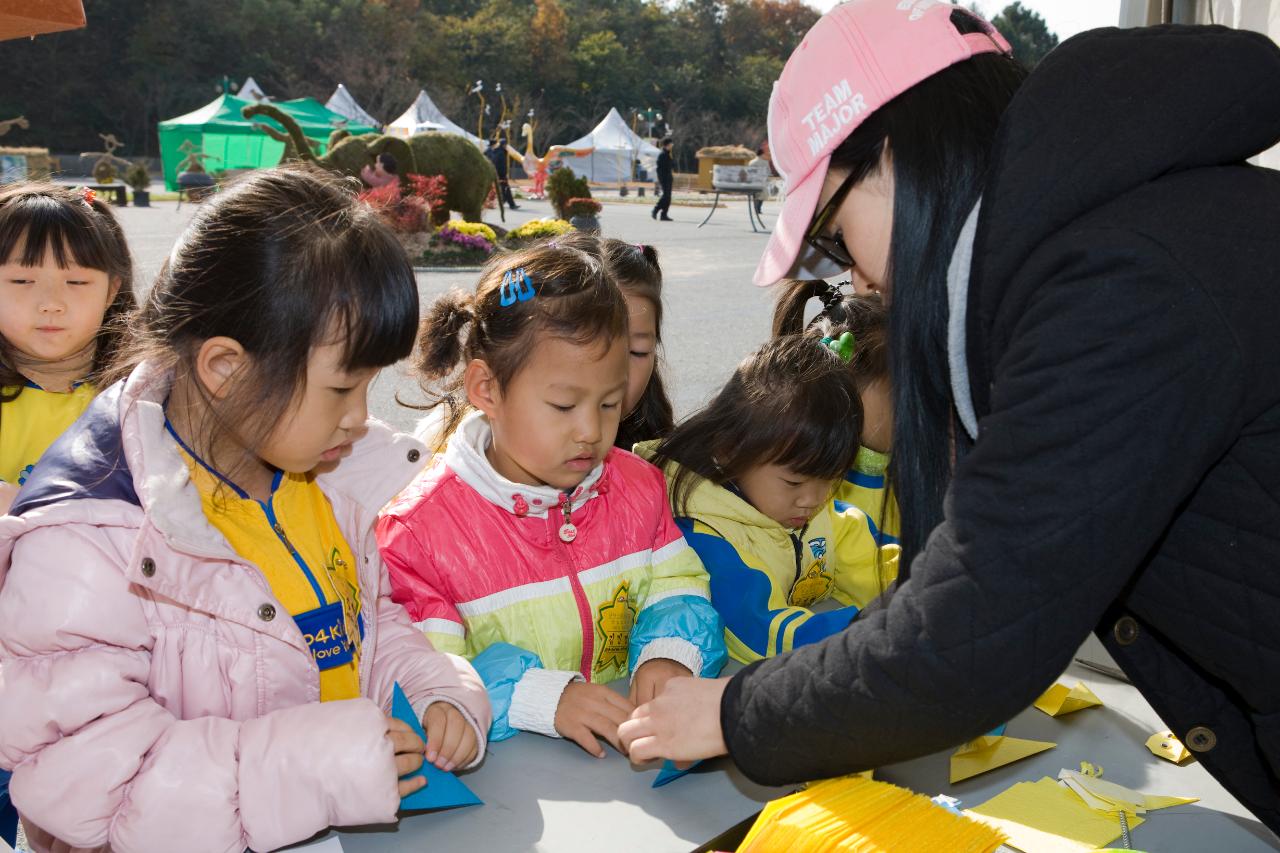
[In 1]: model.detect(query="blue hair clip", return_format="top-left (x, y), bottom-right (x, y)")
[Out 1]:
top-left (500, 267), bottom-right (536, 307)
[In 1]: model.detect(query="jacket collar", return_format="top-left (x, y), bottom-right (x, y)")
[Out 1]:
top-left (442, 410), bottom-right (606, 518)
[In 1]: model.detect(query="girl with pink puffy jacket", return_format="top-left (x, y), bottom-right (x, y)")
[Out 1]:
top-left (0, 166), bottom-right (491, 853)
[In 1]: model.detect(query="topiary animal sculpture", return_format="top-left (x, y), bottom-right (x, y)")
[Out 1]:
top-left (242, 103), bottom-right (495, 223)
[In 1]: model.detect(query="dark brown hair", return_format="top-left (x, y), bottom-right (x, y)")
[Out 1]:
top-left (650, 334), bottom-right (863, 517)
top-left (110, 165), bottom-right (418, 478)
top-left (0, 182), bottom-right (135, 403)
top-left (598, 238), bottom-right (675, 449)
top-left (772, 280), bottom-right (888, 393)
top-left (413, 236), bottom-right (628, 441)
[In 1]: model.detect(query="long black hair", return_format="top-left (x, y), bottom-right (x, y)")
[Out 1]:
top-left (829, 8), bottom-right (1026, 565)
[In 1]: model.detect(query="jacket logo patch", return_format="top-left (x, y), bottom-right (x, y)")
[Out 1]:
top-left (789, 562), bottom-right (833, 608)
top-left (594, 580), bottom-right (637, 673)
top-left (808, 537), bottom-right (827, 559)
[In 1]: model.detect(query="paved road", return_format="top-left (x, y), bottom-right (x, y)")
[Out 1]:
top-left (113, 193), bottom-right (780, 435)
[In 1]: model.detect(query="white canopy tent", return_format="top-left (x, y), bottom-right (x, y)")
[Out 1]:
top-left (387, 89), bottom-right (482, 147)
top-left (237, 76), bottom-right (268, 101)
top-left (325, 83), bottom-right (381, 129)
top-left (560, 107), bottom-right (660, 184)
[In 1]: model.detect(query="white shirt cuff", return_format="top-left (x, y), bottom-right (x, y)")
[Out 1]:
top-left (509, 668), bottom-right (583, 738)
top-left (631, 637), bottom-right (703, 681)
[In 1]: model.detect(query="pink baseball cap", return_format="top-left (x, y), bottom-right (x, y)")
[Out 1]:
top-left (753, 0), bottom-right (1010, 287)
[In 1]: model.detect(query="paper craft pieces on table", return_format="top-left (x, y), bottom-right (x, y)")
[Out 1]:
top-left (391, 683), bottom-right (483, 812)
top-left (965, 777), bottom-right (1144, 853)
top-left (739, 775), bottom-right (1006, 853)
top-left (653, 759), bottom-right (703, 788)
top-left (1146, 730), bottom-right (1194, 764)
top-left (1057, 765), bottom-right (1197, 814)
top-left (950, 733), bottom-right (1056, 783)
top-left (1034, 681), bottom-right (1103, 717)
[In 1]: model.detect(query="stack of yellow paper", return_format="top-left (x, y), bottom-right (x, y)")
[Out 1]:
top-left (737, 776), bottom-right (1006, 853)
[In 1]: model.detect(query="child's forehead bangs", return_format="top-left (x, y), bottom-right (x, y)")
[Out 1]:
top-left (0, 195), bottom-right (115, 271)
top-left (309, 219), bottom-right (419, 372)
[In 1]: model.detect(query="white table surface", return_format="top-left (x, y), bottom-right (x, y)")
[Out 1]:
top-left (301, 635), bottom-right (1278, 852)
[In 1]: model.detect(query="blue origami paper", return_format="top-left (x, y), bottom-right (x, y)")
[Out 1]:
top-left (652, 759), bottom-right (703, 788)
top-left (392, 683), bottom-right (483, 811)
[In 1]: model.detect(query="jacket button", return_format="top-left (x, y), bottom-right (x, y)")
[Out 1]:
top-left (1186, 726), bottom-right (1217, 752)
top-left (407, 448), bottom-right (421, 463)
top-left (140, 558), bottom-right (156, 578)
top-left (258, 603), bottom-right (277, 622)
top-left (1113, 616), bottom-right (1140, 646)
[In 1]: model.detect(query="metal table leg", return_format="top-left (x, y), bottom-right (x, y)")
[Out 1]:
top-left (698, 191), bottom-right (721, 228)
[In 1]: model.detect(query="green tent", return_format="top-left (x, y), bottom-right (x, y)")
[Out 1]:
top-left (157, 94), bottom-right (377, 190)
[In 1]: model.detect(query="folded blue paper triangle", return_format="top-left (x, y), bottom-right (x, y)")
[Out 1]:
top-left (652, 759), bottom-right (702, 788)
top-left (392, 683), bottom-right (483, 811)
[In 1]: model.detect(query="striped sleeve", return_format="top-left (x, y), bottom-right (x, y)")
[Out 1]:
top-left (679, 518), bottom-right (861, 663)
top-left (375, 514), bottom-right (467, 656)
top-left (831, 503), bottom-right (900, 609)
top-left (629, 508), bottom-right (727, 678)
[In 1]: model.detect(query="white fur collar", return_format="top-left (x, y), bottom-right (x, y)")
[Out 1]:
top-left (442, 411), bottom-right (605, 518)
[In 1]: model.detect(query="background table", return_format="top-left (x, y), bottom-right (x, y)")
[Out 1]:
top-left (301, 635), bottom-right (1278, 852)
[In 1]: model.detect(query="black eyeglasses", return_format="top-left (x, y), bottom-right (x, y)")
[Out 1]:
top-left (804, 170), bottom-right (857, 269)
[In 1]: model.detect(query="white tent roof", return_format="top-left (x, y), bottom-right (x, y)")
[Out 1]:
top-left (388, 89), bottom-right (482, 146)
top-left (238, 76), bottom-right (268, 101)
top-left (564, 108), bottom-right (660, 160)
top-left (325, 84), bottom-right (380, 129)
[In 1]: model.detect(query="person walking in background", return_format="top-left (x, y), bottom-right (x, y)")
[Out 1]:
top-left (487, 138), bottom-right (519, 211)
top-left (748, 144), bottom-right (771, 216)
top-left (651, 138), bottom-right (674, 221)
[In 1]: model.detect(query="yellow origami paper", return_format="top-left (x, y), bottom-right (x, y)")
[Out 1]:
top-left (950, 734), bottom-right (1057, 783)
top-left (965, 777), bottom-right (1144, 853)
top-left (1057, 767), bottom-right (1197, 814)
top-left (1146, 730), bottom-right (1193, 764)
top-left (1034, 681), bottom-right (1103, 717)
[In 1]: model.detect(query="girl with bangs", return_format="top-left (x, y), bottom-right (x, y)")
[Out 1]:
top-left (638, 335), bottom-right (898, 664)
top-left (0, 167), bottom-right (490, 853)
top-left (0, 183), bottom-right (136, 515)
top-left (379, 240), bottom-right (726, 759)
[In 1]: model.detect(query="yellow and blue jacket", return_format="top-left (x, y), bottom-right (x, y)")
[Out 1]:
top-left (836, 446), bottom-right (900, 546)
top-left (0, 380), bottom-right (96, 487)
top-left (638, 444), bottom-right (899, 664)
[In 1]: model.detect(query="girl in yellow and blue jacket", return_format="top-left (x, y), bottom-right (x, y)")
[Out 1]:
top-left (773, 281), bottom-right (899, 545)
top-left (640, 334), bottom-right (898, 664)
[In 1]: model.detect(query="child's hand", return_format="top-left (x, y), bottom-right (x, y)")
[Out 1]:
top-left (554, 682), bottom-right (636, 758)
top-left (630, 658), bottom-right (693, 706)
top-left (385, 716), bottom-right (427, 798)
top-left (423, 701), bottom-right (478, 771)
top-left (620, 676), bottom-right (732, 764)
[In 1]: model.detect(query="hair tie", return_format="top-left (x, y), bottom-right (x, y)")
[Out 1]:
top-left (81, 187), bottom-right (96, 208)
top-left (819, 280), bottom-right (846, 312)
top-left (499, 267), bottom-right (536, 307)
top-left (635, 243), bottom-right (646, 252)
top-left (820, 331), bottom-right (855, 363)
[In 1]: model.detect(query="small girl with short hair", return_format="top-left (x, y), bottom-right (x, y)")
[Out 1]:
top-left (640, 334), bottom-right (898, 664)
top-left (773, 280), bottom-right (899, 545)
top-left (0, 167), bottom-right (490, 853)
top-left (379, 241), bottom-right (725, 758)
top-left (0, 183), bottom-right (135, 514)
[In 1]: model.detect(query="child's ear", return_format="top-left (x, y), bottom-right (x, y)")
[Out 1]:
top-left (463, 358), bottom-right (502, 418)
top-left (195, 336), bottom-right (249, 400)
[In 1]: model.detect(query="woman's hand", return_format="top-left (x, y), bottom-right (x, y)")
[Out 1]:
top-left (385, 716), bottom-right (427, 798)
top-left (630, 658), bottom-right (693, 706)
top-left (424, 701), bottom-right (479, 772)
top-left (554, 682), bottom-right (636, 758)
top-left (620, 676), bottom-right (732, 764)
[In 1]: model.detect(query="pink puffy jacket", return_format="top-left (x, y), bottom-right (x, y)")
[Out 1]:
top-left (0, 362), bottom-right (491, 853)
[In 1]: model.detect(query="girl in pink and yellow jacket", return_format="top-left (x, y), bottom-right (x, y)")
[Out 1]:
top-left (0, 168), bottom-right (490, 853)
top-left (379, 241), bottom-right (726, 759)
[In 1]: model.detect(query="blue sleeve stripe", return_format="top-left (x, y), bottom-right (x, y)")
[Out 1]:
top-left (790, 605), bottom-right (860, 648)
top-left (677, 518), bottom-right (783, 658)
top-left (844, 470), bottom-right (884, 489)
top-left (774, 609), bottom-right (807, 655)
top-left (834, 499), bottom-right (899, 547)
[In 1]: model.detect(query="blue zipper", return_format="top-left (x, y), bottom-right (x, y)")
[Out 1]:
top-left (164, 417), bottom-right (327, 608)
